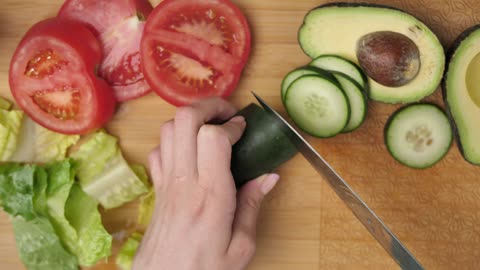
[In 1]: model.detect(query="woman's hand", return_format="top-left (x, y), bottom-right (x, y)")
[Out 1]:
top-left (133, 98), bottom-right (280, 270)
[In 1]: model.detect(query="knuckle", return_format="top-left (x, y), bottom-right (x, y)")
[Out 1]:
top-left (187, 188), bottom-right (208, 221)
top-left (234, 235), bottom-right (257, 258)
top-left (198, 125), bottom-right (230, 145)
top-left (175, 106), bottom-right (197, 123)
top-left (242, 196), bottom-right (261, 212)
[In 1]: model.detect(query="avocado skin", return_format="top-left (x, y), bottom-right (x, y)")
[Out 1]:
top-left (441, 24), bottom-right (480, 165)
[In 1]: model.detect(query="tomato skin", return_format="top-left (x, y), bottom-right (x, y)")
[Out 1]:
top-left (9, 18), bottom-right (116, 135)
top-left (141, 0), bottom-right (251, 106)
top-left (58, 0), bottom-right (154, 102)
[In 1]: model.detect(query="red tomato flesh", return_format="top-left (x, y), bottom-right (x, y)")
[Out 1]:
top-left (141, 0), bottom-right (251, 106)
top-left (58, 0), bottom-right (153, 101)
top-left (9, 18), bottom-right (116, 135)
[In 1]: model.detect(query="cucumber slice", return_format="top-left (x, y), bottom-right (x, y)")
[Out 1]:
top-left (285, 75), bottom-right (350, 138)
top-left (310, 55), bottom-right (368, 91)
top-left (281, 67), bottom-right (334, 101)
top-left (331, 72), bottom-right (368, 132)
top-left (385, 104), bottom-right (453, 169)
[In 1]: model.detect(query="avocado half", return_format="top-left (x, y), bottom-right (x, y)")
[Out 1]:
top-left (298, 3), bottom-right (445, 104)
top-left (443, 25), bottom-right (480, 165)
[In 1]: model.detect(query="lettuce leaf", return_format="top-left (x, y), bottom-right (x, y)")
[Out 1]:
top-left (116, 232), bottom-right (143, 270)
top-left (0, 110), bottom-right (23, 161)
top-left (43, 160), bottom-right (112, 266)
top-left (0, 162), bottom-right (79, 270)
top-left (0, 96), bottom-right (12, 110)
top-left (0, 163), bottom-right (37, 220)
top-left (138, 188), bottom-right (155, 229)
top-left (11, 116), bottom-right (79, 163)
top-left (13, 217), bottom-right (78, 270)
top-left (64, 184), bottom-right (112, 266)
top-left (70, 131), bottom-right (148, 209)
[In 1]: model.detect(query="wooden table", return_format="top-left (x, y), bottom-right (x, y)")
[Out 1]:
top-left (1, 0), bottom-right (480, 269)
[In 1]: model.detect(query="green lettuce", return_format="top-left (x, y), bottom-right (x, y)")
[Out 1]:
top-left (0, 163), bottom-right (78, 270)
top-left (0, 96), bottom-right (12, 110)
top-left (11, 116), bottom-right (79, 163)
top-left (43, 160), bottom-right (112, 267)
top-left (116, 232), bottom-right (143, 270)
top-left (0, 110), bottom-right (23, 161)
top-left (70, 131), bottom-right (149, 209)
top-left (13, 217), bottom-right (78, 270)
top-left (138, 188), bottom-right (155, 228)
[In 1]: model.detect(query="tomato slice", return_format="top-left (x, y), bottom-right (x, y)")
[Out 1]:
top-left (9, 18), bottom-right (116, 135)
top-left (58, 0), bottom-right (153, 102)
top-left (141, 0), bottom-right (251, 106)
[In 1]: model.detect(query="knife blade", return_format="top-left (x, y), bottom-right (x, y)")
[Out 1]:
top-left (252, 92), bottom-right (424, 270)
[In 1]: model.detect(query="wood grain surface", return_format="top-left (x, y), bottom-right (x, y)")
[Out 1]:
top-left (1, 0), bottom-right (480, 269)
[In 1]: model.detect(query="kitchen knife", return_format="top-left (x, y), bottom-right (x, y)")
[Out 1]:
top-left (252, 92), bottom-right (424, 270)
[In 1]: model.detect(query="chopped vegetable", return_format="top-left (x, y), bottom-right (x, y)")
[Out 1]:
top-left (138, 188), bottom-right (155, 228)
top-left (0, 97), bottom-right (12, 110)
top-left (116, 232), bottom-right (143, 270)
top-left (0, 110), bottom-right (23, 162)
top-left (70, 131), bottom-right (149, 209)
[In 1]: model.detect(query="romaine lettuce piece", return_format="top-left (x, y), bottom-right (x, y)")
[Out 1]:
top-left (0, 110), bottom-right (23, 161)
top-left (0, 163), bottom-right (37, 220)
top-left (65, 184), bottom-right (112, 266)
top-left (71, 131), bottom-right (149, 209)
top-left (116, 232), bottom-right (143, 270)
top-left (138, 188), bottom-right (155, 228)
top-left (0, 96), bottom-right (12, 110)
top-left (43, 160), bottom-right (112, 266)
top-left (10, 116), bottom-right (79, 163)
top-left (13, 217), bottom-right (78, 270)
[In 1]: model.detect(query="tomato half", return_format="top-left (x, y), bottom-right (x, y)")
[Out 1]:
top-left (141, 0), bottom-right (251, 106)
top-left (58, 0), bottom-right (154, 102)
top-left (9, 18), bottom-right (116, 135)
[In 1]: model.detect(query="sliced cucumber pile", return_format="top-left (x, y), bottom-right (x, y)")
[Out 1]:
top-left (284, 75), bottom-right (350, 138)
top-left (385, 104), bottom-right (452, 169)
top-left (281, 55), bottom-right (368, 137)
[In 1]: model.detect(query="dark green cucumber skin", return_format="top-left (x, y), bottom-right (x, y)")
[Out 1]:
top-left (441, 24), bottom-right (480, 165)
top-left (384, 103), bottom-right (453, 169)
top-left (231, 104), bottom-right (298, 188)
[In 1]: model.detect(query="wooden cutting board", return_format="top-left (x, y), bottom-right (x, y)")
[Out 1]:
top-left (1, 0), bottom-right (480, 269)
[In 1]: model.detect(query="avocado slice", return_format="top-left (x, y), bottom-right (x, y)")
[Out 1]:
top-left (443, 25), bottom-right (480, 165)
top-left (298, 3), bottom-right (445, 104)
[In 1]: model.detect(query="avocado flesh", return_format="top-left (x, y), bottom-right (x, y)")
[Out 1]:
top-left (444, 27), bottom-right (480, 165)
top-left (299, 3), bottom-right (445, 103)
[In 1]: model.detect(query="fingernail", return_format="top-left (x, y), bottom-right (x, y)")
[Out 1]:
top-left (230, 116), bottom-right (246, 123)
top-left (259, 174), bottom-right (280, 195)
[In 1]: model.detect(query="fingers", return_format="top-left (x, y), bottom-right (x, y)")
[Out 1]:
top-left (228, 174), bottom-right (280, 260)
top-left (148, 147), bottom-right (162, 188)
top-left (197, 116), bottom-right (246, 187)
top-left (174, 97), bottom-right (237, 182)
top-left (160, 120), bottom-right (174, 176)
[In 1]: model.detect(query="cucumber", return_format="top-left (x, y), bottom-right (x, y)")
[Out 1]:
top-left (281, 67), bottom-right (334, 101)
top-left (385, 104), bottom-right (453, 169)
top-left (284, 75), bottom-right (350, 138)
top-left (231, 104), bottom-right (298, 187)
top-left (310, 55), bottom-right (369, 91)
top-left (331, 72), bottom-right (368, 132)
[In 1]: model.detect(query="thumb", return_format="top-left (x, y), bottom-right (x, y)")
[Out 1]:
top-left (228, 174), bottom-right (280, 258)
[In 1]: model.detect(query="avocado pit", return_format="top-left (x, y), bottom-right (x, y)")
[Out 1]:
top-left (357, 31), bottom-right (421, 87)
top-left (466, 52), bottom-right (480, 107)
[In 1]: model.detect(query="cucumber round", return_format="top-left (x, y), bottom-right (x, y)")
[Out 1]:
top-left (285, 75), bottom-right (350, 138)
top-left (281, 67), bottom-right (334, 101)
top-left (385, 104), bottom-right (453, 169)
top-left (331, 72), bottom-right (368, 132)
top-left (310, 55), bottom-right (369, 91)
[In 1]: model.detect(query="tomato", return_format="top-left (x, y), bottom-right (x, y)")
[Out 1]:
top-left (141, 0), bottom-right (251, 106)
top-left (9, 18), bottom-right (116, 135)
top-left (58, 0), bottom-right (154, 102)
